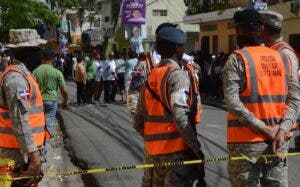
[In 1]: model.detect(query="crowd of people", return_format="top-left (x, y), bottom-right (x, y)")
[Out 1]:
top-left (71, 50), bottom-right (139, 105)
top-left (190, 51), bottom-right (228, 99)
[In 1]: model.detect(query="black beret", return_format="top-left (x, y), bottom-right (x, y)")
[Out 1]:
top-left (234, 8), bottom-right (263, 25)
top-left (157, 27), bottom-right (186, 44)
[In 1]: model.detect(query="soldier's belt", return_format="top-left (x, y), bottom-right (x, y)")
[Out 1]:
top-left (1, 152), bottom-right (300, 182)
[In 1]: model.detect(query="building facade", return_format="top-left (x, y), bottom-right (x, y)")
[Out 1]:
top-left (143, 0), bottom-right (199, 53)
top-left (184, 0), bottom-right (300, 55)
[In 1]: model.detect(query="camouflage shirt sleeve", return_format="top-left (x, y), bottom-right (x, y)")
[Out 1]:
top-left (134, 61), bottom-right (149, 80)
top-left (3, 72), bottom-right (37, 154)
top-left (168, 69), bottom-right (202, 153)
top-left (222, 54), bottom-right (266, 131)
top-left (132, 85), bottom-right (146, 137)
top-left (279, 49), bottom-right (300, 132)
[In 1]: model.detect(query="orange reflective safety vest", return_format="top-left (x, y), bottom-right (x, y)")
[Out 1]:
top-left (144, 63), bottom-right (201, 156)
top-left (271, 41), bottom-right (295, 53)
top-left (271, 41), bottom-right (300, 63)
top-left (0, 65), bottom-right (49, 149)
top-left (227, 46), bottom-right (291, 143)
top-left (185, 63), bottom-right (201, 123)
top-left (270, 41), bottom-right (298, 131)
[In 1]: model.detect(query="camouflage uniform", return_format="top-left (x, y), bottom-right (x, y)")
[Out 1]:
top-left (272, 37), bottom-right (300, 133)
top-left (222, 49), bottom-right (300, 186)
top-left (0, 63), bottom-right (39, 169)
top-left (127, 55), bottom-right (198, 117)
top-left (134, 59), bottom-right (205, 187)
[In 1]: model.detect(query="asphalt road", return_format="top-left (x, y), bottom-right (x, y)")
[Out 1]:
top-left (58, 81), bottom-right (300, 187)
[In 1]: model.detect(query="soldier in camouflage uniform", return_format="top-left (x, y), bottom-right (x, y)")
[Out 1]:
top-left (127, 23), bottom-right (177, 117)
top-left (0, 29), bottom-right (48, 186)
top-left (127, 23), bottom-right (201, 118)
top-left (260, 11), bottom-right (300, 151)
top-left (134, 26), bottom-right (205, 187)
top-left (222, 9), bottom-right (300, 187)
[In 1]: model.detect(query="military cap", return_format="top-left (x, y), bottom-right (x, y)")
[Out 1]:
top-left (234, 8), bottom-right (263, 25)
top-left (157, 27), bottom-right (186, 44)
top-left (155, 22), bottom-right (178, 35)
top-left (260, 10), bottom-right (283, 29)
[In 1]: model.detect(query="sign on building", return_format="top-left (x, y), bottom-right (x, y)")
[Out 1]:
top-left (60, 21), bottom-right (69, 33)
top-left (125, 25), bottom-right (147, 54)
top-left (90, 29), bottom-right (103, 46)
top-left (122, 0), bottom-right (146, 25)
top-left (60, 35), bottom-right (68, 55)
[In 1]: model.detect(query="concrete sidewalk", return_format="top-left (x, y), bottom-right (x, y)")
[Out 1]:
top-left (39, 119), bottom-right (84, 187)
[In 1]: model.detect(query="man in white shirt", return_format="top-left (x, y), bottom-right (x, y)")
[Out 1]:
top-left (103, 52), bottom-right (117, 103)
top-left (93, 53), bottom-right (105, 102)
top-left (72, 54), bottom-right (77, 79)
top-left (115, 54), bottom-right (126, 102)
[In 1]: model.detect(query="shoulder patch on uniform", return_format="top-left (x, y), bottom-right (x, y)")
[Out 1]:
top-left (19, 89), bottom-right (30, 100)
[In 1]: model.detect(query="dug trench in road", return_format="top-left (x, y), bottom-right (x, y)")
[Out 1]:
top-left (39, 113), bottom-right (84, 187)
top-left (55, 111), bottom-right (101, 187)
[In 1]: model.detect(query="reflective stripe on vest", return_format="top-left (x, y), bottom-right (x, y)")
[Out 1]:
top-left (271, 41), bottom-right (298, 130)
top-left (227, 47), bottom-right (290, 143)
top-left (184, 64), bottom-right (201, 123)
top-left (0, 65), bottom-right (47, 148)
top-left (144, 64), bottom-right (189, 156)
top-left (271, 41), bottom-right (295, 53)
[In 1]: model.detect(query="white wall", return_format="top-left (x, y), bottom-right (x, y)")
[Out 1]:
top-left (99, 0), bottom-right (114, 30)
top-left (145, 0), bottom-right (199, 37)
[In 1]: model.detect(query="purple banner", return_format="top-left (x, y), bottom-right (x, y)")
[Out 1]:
top-left (122, 0), bottom-right (146, 25)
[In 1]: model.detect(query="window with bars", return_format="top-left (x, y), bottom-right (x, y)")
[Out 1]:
top-left (153, 9), bottom-right (168, 16)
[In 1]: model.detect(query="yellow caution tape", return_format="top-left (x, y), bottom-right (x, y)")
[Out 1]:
top-left (2, 152), bottom-right (300, 182)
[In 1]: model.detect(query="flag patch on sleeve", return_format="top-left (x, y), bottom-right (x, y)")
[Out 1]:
top-left (19, 90), bottom-right (30, 100)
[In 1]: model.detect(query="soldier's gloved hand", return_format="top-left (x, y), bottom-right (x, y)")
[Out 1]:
top-left (20, 151), bottom-right (42, 186)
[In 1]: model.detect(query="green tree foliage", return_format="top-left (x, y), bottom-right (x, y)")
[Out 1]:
top-left (184, 0), bottom-right (229, 15)
top-left (0, 0), bottom-right (79, 42)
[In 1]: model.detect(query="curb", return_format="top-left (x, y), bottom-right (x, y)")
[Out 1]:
top-left (202, 101), bottom-right (227, 110)
top-left (200, 93), bottom-right (227, 110)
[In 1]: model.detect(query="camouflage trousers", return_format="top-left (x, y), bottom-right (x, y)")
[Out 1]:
top-left (141, 150), bottom-right (206, 187)
top-left (228, 141), bottom-right (289, 187)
